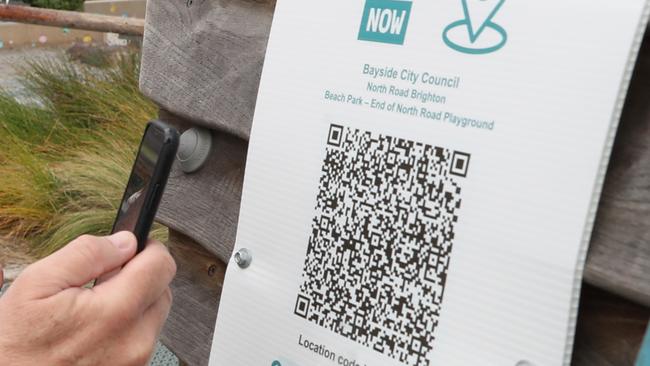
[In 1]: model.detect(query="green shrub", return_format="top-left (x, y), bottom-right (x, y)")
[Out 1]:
top-left (0, 49), bottom-right (166, 257)
top-left (24, 0), bottom-right (85, 11)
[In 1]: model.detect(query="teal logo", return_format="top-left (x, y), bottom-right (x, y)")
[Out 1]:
top-left (358, 0), bottom-right (412, 45)
top-left (443, 0), bottom-right (507, 54)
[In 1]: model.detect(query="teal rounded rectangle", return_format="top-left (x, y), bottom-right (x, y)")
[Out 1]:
top-left (358, 0), bottom-right (412, 45)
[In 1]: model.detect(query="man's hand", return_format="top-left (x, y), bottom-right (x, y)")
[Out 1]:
top-left (0, 232), bottom-right (176, 366)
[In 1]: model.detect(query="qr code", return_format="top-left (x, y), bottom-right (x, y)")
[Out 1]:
top-left (294, 124), bottom-right (469, 365)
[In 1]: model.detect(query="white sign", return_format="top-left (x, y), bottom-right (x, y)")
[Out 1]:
top-left (210, 1), bottom-right (650, 365)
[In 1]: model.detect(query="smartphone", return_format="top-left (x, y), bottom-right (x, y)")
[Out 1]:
top-left (112, 120), bottom-right (180, 252)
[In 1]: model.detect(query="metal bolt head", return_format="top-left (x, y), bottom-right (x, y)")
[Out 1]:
top-left (234, 248), bottom-right (252, 269)
top-left (177, 127), bottom-right (212, 174)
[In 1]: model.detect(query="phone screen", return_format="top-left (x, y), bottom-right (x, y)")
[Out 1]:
top-left (112, 126), bottom-right (164, 233)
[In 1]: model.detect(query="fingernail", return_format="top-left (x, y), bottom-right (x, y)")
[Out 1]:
top-left (106, 231), bottom-right (135, 250)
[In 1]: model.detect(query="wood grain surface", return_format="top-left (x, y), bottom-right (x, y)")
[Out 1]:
top-left (139, 0), bottom-right (276, 140)
top-left (572, 285), bottom-right (649, 366)
top-left (161, 231), bottom-right (226, 366)
top-left (586, 35), bottom-right (650, 306)
top-left (156, 110), bottom-right (247, 264)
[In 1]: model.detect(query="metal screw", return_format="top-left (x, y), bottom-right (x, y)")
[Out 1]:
top-left (207, 264), bottom-right (217, 277)
top-left (234, 248), bottom-right (252, 269)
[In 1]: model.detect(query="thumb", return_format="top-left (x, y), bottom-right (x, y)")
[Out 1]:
top-left (17, 232), bottom-right (137, 299)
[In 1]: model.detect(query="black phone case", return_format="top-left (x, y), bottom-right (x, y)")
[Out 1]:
top-left (112, 120), bottom-right (180, 253)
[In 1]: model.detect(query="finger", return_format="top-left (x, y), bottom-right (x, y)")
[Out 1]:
top-left (140, 287), bottom-right (173, 342)
top-left (95, 240), bottom-right (176, 316)
top-left (17, 232), bottom-right (137, 299)
top-left (122, 288), bottom-right (173, 366)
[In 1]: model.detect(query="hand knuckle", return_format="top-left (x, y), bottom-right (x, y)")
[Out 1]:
top-left (74, 237), bottom-right (101, 259)
top-left (163, 287), bottom-right (173, 307)
top-left (108, 298), bottom-right (139, 324)
top-left (106, 307), bottom-right (127, 325)
top-left (73, 234), bottom-right (96, 247)
top-left (160, 250), bottom-right (177, 278)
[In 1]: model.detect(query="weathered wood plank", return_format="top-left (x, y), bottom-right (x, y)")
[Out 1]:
top-left (156, 109), bottom-right (247, 265)
top-left (585, 35), bottom-right (650, 306)
top-left (571, 285), bottom-right (649, 366)
top-left (139, 0), bottom-right (276, 140)
top-left (160, 231), bottom-right (226, 366)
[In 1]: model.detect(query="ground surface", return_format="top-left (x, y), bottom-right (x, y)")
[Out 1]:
top-left (0, 46), bottom-right (64, 104)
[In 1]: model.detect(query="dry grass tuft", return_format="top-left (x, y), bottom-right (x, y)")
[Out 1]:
top-left (0, 49), bottom-right (166, 258)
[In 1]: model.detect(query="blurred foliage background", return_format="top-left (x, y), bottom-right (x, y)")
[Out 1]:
top-left (22, 0), bottom-right (85, 11)
top-left (0, 47), bottom-right (166, 257)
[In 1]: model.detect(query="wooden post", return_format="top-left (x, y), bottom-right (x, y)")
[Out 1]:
top-left (161, 230), bottom-right (227, 366)
top-left (0, 5), bottom-right (144, 35)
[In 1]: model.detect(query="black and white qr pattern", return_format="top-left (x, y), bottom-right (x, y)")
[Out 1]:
top-left (294, 124), bottom-right (470, 366)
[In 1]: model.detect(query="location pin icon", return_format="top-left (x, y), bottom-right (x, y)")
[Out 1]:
top-left (462, 0), bottom-right (505, 42)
